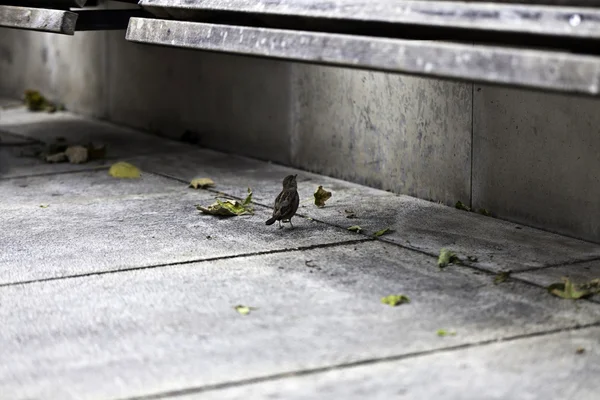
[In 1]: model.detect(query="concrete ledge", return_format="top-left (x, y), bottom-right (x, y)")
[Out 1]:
top-left (0, 5), bottom-right (77, 35)
top-left (125, 18), bottom-right (600, 96)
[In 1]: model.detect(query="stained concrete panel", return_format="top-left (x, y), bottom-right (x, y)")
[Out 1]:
top-left (2, 241), bottom-right (599, 399)
top-left (473, 85), bottom-right (600, 243)
top-left (290, 64), bottom-right (472, 204)
top-left (106, 30), bottom-right (292, 164)
top-left (0, 28), bottom-right (107, 118)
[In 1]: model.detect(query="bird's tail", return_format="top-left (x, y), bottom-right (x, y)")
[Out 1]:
top-left (265, 216), bottom-right (277, 225)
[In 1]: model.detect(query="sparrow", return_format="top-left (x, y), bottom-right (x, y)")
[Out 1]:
top-left (265, 174), bottom-right (300, 229)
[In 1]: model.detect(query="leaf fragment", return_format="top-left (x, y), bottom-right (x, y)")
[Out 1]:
top-left (374, 227), bottom-right (394, 237)
top-left (243, 187), bottom-right (253, 206)
top-left (467, 256), bottom-right (478, 262)
top-left (234, 305), bottom-right (256, 315)
top-left (39, 204), bottom-right (49, 208)
top-left (477, 208), bottom-right (492, 217)
top-left (196, 190), bottom-right (254, 217)
top-left (576, 347), bottom-right (586, 354)
top-left (65, 145), bottom-right (88, 164)
top-left (347, 225), bottom-right (363, 233)
top-left (189, 178), bottom-right (215, 189)
top-left (437, 329), bottom-right (457, 337)
top-left (345, 209), bottom-right (357, 218)
top-left (108, 162), bottom-right (141, 179)
top-left (438, 248), bottom-right (459, 269)
top-left (494, 270), bottom-right (512, 284)
top-left (24, 89), bottom-right (58, 112)
top-left (547, 277), bottom-right (599, 300)
top-left (381, 294), bottom-right (410, 306)
top-left (455, 201), bottom-right (471, 211)
top-left (314, 186), bottom-right (332, 207)
top-left (45, 152), bottom-right (67, 163)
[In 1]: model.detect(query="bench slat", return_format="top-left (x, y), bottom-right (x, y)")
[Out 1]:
top-left (0, 5), bottom-right (77, 34)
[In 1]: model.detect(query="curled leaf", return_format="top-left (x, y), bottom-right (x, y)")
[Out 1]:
top-left (65, 146), bottom-right (88, 164)
top-left (374, 227), bottom-right (394, 237)
top-left (109, 162), bottom-right (141, 179)
top-left (494, 270), bottom-right (512, 284)
top-left (314, 186), bottom-right (332, 207)
top-left (437, 329), bottom-right (457, 337)
top-left (548, 277), bottom-right (596, 300)
top-left (24, 89), bottom-right (57, 112)
top-left (438, 248), bottom-right (459, 269)
top-left (196, 198), bottom-right (253, 217)
top-left (477, 208), bottom-right (492, 217)
top-left (381, 294), bottom-right (410, 306)
top-left (189, 178), bottom-right (215, 189)
top-left (347, 225), bottom-right (363, 233)
top-left (455, 201), bottom-right (471, 211)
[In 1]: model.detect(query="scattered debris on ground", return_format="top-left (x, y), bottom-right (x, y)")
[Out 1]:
top-left (467, 256), bottom-right (478, 262)
top-left (381, 294), bottom-right (410, 306)
top-left (344, 209), bottom-right (356, 218)
top-left (108, 162), bottom-right (141, 179)
top-left (477, 208), bottom-right (492, 216)
top-left (437, 329), bottom-right (457, 337)
top-left (197, 188), bottom-right (253, 217)
top-left (39, 204), bottom-right (49, 208)
top-left (347, 225), bottom-right (363, 233)
top-left (576, 347), bottom-right (586, 354)
top-left (41, 139), bottom-right (106, 165)
top-left (374, 227), bottom-right (394, 237)
top-left (548, 277), bottom-right (600, 300)
top-left (494, 270), bottom-right (512, 284)
top-left (455, 201), bottom-right (471, 211)
top-left (314, 186), bottom-right (332, 207)
top-left (24, 90), bottom-right (64, 113)
top-left (234, 305), bottom-right (257, 315)
top-left (189, 178), bottom-right (215, 189)
top-left (438, 249), bottom-right (459, 269)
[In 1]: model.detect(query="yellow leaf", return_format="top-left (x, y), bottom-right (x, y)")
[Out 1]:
top-left (347, 225), bottom-right (363, 233)
top-left (109, 162), bottom-right (141, 178)
top-left (189, 178), bottom-right (215, 189)
top-left (234, 305), bottom-right (257, 315)
top-left (438, 248), bottom-right (459, 268)
top-left (381, 294), bottom-right (410, 306)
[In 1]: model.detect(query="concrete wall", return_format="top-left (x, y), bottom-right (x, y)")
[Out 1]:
top-left (1, 14), bottom-right (599, 243)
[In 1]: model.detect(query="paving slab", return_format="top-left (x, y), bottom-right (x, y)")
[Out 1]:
top-left (1, 241), bottom-right (599, 400)
top-left (0, 107), bottom-right (190, 178)
top-left (0, 96), bottom-right (21, 109)
top-left (515, 260), bottom-right (600, 303)
top-left (0, 169), bottom-right (359, 285)
top-left (189, 326), bottom-right (600, 400)
top-left (131, 149), bottom-right (600, 273)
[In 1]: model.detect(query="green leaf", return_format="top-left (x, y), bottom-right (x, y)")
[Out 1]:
top-left (243, 187), bottom-right (253, 206)
top-left (438, 248), bottom-right (459, 269)
top-left (477, 208), bottom-right (492, 217)
top-left (39, 204), bottom-right (49, 208)
top-left (381, 294), bottom-right (410, 306)
top-left (374, 227), bottom-right (394, 237)
top-left (108, 162), bottom-right (141, 179)
top-left (189, 178), bottom-right (215, 189)
top-left (314, 186), bottom-right (332, 208)
top-left (494, 270), bottom-right (512, 284)
top-left (196, 192), bottom-right (254, 217)
top-left (548, 277), bottom-right (593, 300)
top-left (437, 329), bottom-right (457, 337)
top-left (234, 305), bottom-right (257, 315)
top-left (455, 201), bottom-right (471, 211)
top-left (347, 225), bottom-right (363, 233)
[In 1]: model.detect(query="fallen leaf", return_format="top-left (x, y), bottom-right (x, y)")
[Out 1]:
top-left (234, 305), bottom-right (256, 315)
top-left (477, 208), bottom-right (492, 217)
top-left (467, 256), bottom-right (478, 262)
top-left (455, 201), bottom-right (471, 211)
top-left (347, 225), bottom-right (363, 233)
top-left (547, 277), bottom-right (591, 300)
top-left (381, 294), bottom-right (410, 306)
top-left (24, 89), bottom-right (57, 112)
top-left (314, 186), bottom-right (332, 207)
top-left (494, 270), bottom-right (512, 284)
top-left (196, 198), bottom-right (253, 217)
top-left (45, 152), bottom-right (67, 163)
top-left (437, 329), bottom-right (457, 337)
top-left (305, 260), bottom-right (317, 268)
top-left (374, 227), bottom-right (394, 237)
top-left (39, 204), bottom-right (49, 208)
top-left (438, 248), bottom-right (459, 269)
top-left (243, 187), bottom-right (253, 206)
top-left (189, 178), bottom-right (215, 189)
top-left (345, 209), bottom-right (357, 218)
top-left (576, 347), bottom-right (586, 354)
top-left (109, 162), bottom-right (141, 178)
top-left (65, 146), bottom-right (88, 164)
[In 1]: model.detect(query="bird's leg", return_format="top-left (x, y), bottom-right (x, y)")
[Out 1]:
top-left (278, 220), bottom-right (283, 229)
top-left (289, 218), bottom-right (294, 229)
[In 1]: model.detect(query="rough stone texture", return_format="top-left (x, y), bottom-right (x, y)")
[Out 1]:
top-left (2, 241), bottom-right (600, 399)
top-left (187, 327), bottom-right (600, 400)
top-left (129, 148), bottom-right (600, 274)
top-left (473, 85), bottom-right (600, 243)
top-left (290, 65), bottom-right (472, 203)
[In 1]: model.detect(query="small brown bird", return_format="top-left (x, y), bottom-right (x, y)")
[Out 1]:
top-left (265, 174), bottom-right (300, 229)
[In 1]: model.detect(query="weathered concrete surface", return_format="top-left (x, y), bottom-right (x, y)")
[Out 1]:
top-left (189, 327), bottom-right (600, 400)
top-left (0, 6), bottom-right (77, 35)
top-left (0, 28), bottom-right (107, 118)
top-left (515, 260), bottom-right (600, 302)
top-left (0, 107), bottom-right (189, 178)
top-left (129, 149), bottom-right (600, 273)
top-left (290, 65), bottom-right (472, 204)
top-left (2, 241), bottom-right (599, 399)
top-left (473, 85), bottom-right (600, 243)
top-left (0, 170), bottom-right (360, 285)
